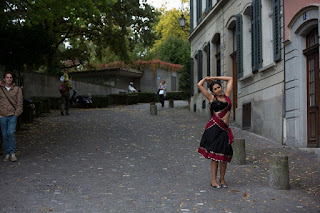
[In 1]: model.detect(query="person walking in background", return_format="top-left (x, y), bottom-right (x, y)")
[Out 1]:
top-left (59, 73), bottom-right (72, 116)
top-left (197, 76), bottom-right (234, 188)
top-left (158, 80), bottom-right (166, 107)
top-left (0, 72), bottom-right (23, 162)
top-left (128, 82), bottom-right (137, 93)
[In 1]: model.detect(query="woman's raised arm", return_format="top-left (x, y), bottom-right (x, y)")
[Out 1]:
top-left (207, 76), bottom-right (233, 97)
top-left (197, 77), bottom-right (214, 102)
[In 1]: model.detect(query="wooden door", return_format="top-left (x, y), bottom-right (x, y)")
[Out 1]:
top-left (306, 52), bottom-right (319, 147)
top-left (305, 29), bottom-right (320, 147)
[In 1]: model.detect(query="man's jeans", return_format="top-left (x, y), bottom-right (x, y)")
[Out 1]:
top-left (0, 116), bottom-right (17, 155)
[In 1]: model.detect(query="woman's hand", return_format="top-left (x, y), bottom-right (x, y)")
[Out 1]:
top-left (206, 77), bottom-right (216, 83)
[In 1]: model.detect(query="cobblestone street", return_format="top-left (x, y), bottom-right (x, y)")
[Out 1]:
top-left (0, 101), bottom-right (319, 212)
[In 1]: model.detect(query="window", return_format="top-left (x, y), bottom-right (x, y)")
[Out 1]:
top-left (190, 58), bottom-right (194, 96)
top-left (307, 29), bottom-right (319, 48)
top-left (215, 38), bottom-right (221, 76)
top-left (206, 42), bottom-right (211, 76)
top-left (236, 14), bottom-right (243, 78)
top-left (197, 50), bottom-right (203, 93)
top-left (171, 76), bottom-right (177, 91)
top-left (242, 102), bottom-right (252, 129)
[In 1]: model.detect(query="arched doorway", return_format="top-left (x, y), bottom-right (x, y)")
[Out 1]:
top-left (304, 28), bottom-right (320, 147)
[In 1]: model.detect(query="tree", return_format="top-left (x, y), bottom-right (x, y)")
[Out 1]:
top-left (155, 36), bottom-right (191, 94)
top-left (151, 3), bottom-right (190, 52)
top-left (0, 0), bottom-right (159, 73)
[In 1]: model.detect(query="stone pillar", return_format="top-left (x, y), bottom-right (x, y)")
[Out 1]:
top-left (269, 155), bottom-right (290, 190)
top-left (150, 102), bottom-right (155, 111)
top-left (169, 99), bottom-right (174, 108)
top-left (150, 105), bottom-right (157, 115)
top-left (231, 138), bottom-right (246, 165)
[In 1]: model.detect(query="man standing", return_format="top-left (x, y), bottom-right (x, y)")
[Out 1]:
top-left (0, 72), bottom-right (23, 162)
top-left (59, 72), bottom-right (72, 116)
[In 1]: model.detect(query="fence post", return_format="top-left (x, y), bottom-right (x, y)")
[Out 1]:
top-left (150, 105), bottom-right (157, 115)
top-left (231, 138), bottom-right (246, 165)
top-left (169, 99), bottom-right (174, 108)
top-left (150, 102), bottom-right (155, 111)
top-left (269, 155), bottom-right (290, 190)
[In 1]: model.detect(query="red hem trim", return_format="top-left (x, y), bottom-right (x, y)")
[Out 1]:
top-left (198, 147), bottom-right (232, 163)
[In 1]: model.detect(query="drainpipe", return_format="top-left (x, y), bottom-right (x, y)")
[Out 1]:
top-left (282, 0), bottom-right (286, 146)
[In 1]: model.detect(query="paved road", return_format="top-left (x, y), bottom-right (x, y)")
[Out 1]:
top-left (0, 101), bottom-right (319, 212)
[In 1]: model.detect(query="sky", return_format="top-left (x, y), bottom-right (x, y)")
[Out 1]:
top-left (146, 0), bottom-right (184, 10)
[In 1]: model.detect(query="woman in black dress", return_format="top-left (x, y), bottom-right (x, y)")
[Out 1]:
top-left (197, 76), bottom-right (234, 188)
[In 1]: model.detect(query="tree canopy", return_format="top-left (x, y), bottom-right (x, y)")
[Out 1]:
top-left (151, 6), bottom-right (190, 52)
top-left (0, 0), bottom-right (159, 73)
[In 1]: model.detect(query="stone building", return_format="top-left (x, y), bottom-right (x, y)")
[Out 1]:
top-left (283, 1), bottom-right (320, 148)
top-left (189, 0), bottom-right (284, 143)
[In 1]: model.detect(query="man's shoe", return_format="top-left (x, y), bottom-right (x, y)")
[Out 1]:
top-left (3, 154), bottom-right (10, 162)
top-left (10, 153), bottom-right (17, 162)
top-left (61, 112), bottom-right (64, 116)
top-left (66, 112), bottom-right (70, 115)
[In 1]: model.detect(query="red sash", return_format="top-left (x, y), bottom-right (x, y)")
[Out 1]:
top-left (205, 95), bottom-right (234, 145)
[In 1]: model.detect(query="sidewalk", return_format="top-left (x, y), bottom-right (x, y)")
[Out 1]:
top-left (0, 101), bottom-right (319, 212)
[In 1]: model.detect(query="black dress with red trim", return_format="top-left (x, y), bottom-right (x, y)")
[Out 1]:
top-left (198, 95), bottom-right (234, 163)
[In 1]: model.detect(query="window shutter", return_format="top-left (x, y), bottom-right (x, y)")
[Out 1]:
top-left (198, 50), bottom-right (203, 93)
top-left (236, 14), bottom-right (243, 79)
top-left (197, 0), bottom-right (202, 24)
top-left (251, 4), bottom-right (256, 72)
top-left (206, 0), bottom-right (212, 13)
top-left (207, 43), bottom-right (211, 76)
top-left (255, 0), bottom-right (263, 69)
top-left (190, 0), bottom-right (194, 31)
top-left (273, 0), bottom-right (281, 62)
top-left (190, 58), bottom-right (194, 96)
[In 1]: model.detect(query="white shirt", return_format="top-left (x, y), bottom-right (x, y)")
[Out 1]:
top-left (5, 86), bottom-right (11, 91)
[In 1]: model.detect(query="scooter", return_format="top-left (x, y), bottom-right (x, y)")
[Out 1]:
top-left (70, 90), bottom-right (92, 109)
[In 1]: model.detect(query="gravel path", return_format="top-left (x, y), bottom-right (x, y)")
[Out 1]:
top-left (0, 101), bottom-right (319, 212)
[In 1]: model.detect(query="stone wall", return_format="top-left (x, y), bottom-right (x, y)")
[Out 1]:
top-left (22, 72), bottom-right (126, 99)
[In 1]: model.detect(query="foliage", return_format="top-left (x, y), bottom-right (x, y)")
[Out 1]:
top-left (0, 0), bottom-right (159, 73)
top-left (151, 6), bottom-right (190, 52)
top-left (153, 36), bottom-right (191, 96)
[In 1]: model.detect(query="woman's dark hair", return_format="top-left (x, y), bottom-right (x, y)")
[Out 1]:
top-left (209, 80), bottom-right (222, 92)
top-left (208, 80), bottom-right (222, 116)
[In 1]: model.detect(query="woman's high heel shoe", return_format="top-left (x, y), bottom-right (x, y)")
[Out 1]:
top-left (219, 179), bottom-right (228, 188)
top-left (211, 184), bottom-right (221, 188)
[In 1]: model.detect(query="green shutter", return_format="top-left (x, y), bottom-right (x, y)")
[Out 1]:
top-left (190, 0), bottom-right (194, 31)
top-left (273, 0), bottom-right (281, 62)
top-left (251, 4), bottom-right (256, 72)
top-left (236, 14), bottom-right (243, 79)
top-left (190, 58), bottom-right (194, 96)
top-left (255, 0), bottom-right (263, 69)
top-left (207, 43), bottom-right (211, 76)
top-left (251, 0), bottom-right (263, 71)
top-left (198, 50), bottom-right (203, 93)
top-left (206, 0), bottom-right (212, 13)
top-left (197, 0), bottom-right (202, 24)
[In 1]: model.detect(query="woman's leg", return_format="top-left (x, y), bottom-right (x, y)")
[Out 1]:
top-left (219, 161), bottom-right (227, 184)
top-left (211, 160), bottom-right (219, 186)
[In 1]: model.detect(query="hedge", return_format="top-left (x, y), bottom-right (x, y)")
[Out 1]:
top-left (30, 91), bottom-right (189, 110)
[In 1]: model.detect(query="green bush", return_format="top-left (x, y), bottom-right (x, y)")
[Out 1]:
top-left (165, 91), bottom-right (189, 100)
top-left (135, 92), bottom-right (158, 103)
top-left (92, 96), bottom-right (109, 108)
top-left (31, 97), bottom-right (60, 110)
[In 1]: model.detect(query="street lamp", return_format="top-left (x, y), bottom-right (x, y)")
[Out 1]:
top-left (179, 14), bottom-right (186, 28)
